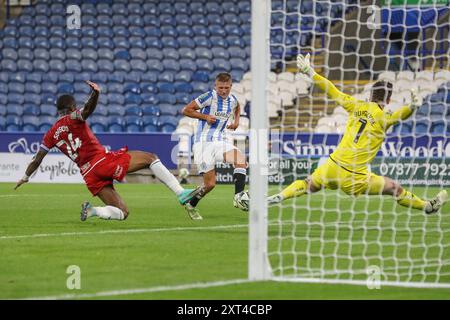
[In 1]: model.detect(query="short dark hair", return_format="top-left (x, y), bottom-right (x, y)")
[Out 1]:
top-left (56, 94), bottom-right (76, 112)
top-left (371, 80), bottom-right (393, 103)
top-left (215, 72), bottom-right (232, 82)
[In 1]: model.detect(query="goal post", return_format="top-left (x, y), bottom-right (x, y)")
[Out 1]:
top-left (248, 0), bottom-right (450, 288)
top-left (248, 0), bottom-right (271, 281)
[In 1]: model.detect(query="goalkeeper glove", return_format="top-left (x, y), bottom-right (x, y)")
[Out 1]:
top-left (409, 89), bottom-right (421, 111)
top-left (297, 53), bottom-right (315, 77)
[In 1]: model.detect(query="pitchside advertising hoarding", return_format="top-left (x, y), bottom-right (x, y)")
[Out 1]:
top-left (0, 132), bottom-right (449, 185)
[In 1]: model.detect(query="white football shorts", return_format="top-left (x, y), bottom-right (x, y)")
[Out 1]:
top-left (193, 141), bottom-right (237, 174)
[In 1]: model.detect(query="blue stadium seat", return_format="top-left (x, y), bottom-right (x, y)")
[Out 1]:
top-left (125, 105), bottom-right (143, 117)
top-left (108, 83), bottom-right (124, 94)
top-left (162, 48), bottom-right (180, 60)
top-left (174, 3), bottom-right (189, 14)
top-left (114, 59), bottom-right (131, 72)
top-left (230, 58), bottom-right (248, 71)
top-left (82, 27), bottom-right (97, 38)
top-left (107, 94), bottom-right (125, 106)
top-left (195, 48), bottom-right (213, 60)
top-left (192, 71), bottom-right (210, 83)
top-left (0, 106), bottom-right (6, 119)
top-left (7, 104), bottom-right (23, 116)
top-left (177, 25), bottom-right (194, 38)
top-left (178, 48), bottom-right (196, 60)
top-left (8, 82), bottom-right (25, 94)
top-left (157, 82), bottom-right (176, 94)
top-left (124, 93), bottom-right (142, 105)
top-left (229, 46), bottom-right (247, 59)
top-left (98, 15), bottom-right (113, 27)
top-left (105, 104), bottom-right (124, 118)
top-left (178, 59), bottom-right (196, 72)
top-left (210, 36), bottom-right (228, 48)
top-left (144, 115), bottom-right (161, 127)
top-left (58, 83), bottom-right (74, 94)
top-left (41, 104), bottom-right (56, 117)
top-left (141, 94), bottom-right (159, 105)
top-left (174, 82), bottom-right (193, 94)
top-left (175, 71), bottom-right (193, 82)
top-left (124, 82), bottom-right (141, 94)
top-left (130, 59), bottom-right (147, 72)
top-left (142, 106), bottom-right (160, 117)
top-left (18, 48), bottom-right (33, 60)
top-left (92, 72), bottom-right (108, 84)
top-left (0, 84), bottom-right (7, 94)
top-left (96, 48), bottom-right (113, 60)
top-left (190, 2), bottom-right (206, 14)
top-left (128, 3), bottom-right (142, 15)
top-left (145, 48), bottom-right (163, 60)
top-left (65, 49), bottom-right (81, 60)
top-left (143, 16), bottom-right (160, 28)
top-left (81, 59), bottom-right (97, 72)
top-left (223, 14), bottom-right (240, 25)
top-left (1, 59), bottom-right (17, 72)
top-left (24, 93), bottom-right (41, 105)
top-left (96, 3), bottom-right (112, 15)
top-left (160, 104), bottom-right (180, 116)
top-left (129, 48), bottom-right (147, 60)
top-left (41, 82), bottom-right (57, 94)
top-left (97, 59), bottom-right (114, 73)
top-left (415, 122), bottom-right (430, 134)
top-left (65, 37), bottom-right (82, 49)
top-left (196, 59), bottom-right (214, 72)
top-left (143, 124), bottom-right (159, 132)
top-left (65, 59), bottom-right (81, 73)
top-left (157, 93), bottom-right (177, 105)
top-left (195, 82), bottom-right (210, 93)
top-left (74, 82), bottom-right (91, 94)
top-left (8, 93), bottom-right (25, 105)
top-left (6, 114), bottom-right (22, 128)
top-left (0, 94), bottom-right (7, 105)
top-left (17, 60), bottom-right (33, 72)
top-left (227, 36), bottom-right (245, 48)
top-left (2, 37), bottom-right (18, 49)
top-left (225, 25), bottom-right (243, 37)
top-left (97, 37), bottom-right (114, 49)
top-left (114, 49), bottom-right (131, 60)
top-left (145, 37), bottom-right (163, 49)
top-left (178, 37), bottom-right (196, 49)
top-left (128, 15), bottom-right (144, 27)
top-left (158, 71), bottom-right (175, 83)
top-left (22, 116), bottom-right (40, 132)
top-left (212, 47), bottom-right (230, 59)
top-left (94, 106), bottom-right (109, 117)
top-left (209, 25), bottom-right (226, 37)
top-left (141, 82), bottom-right (158, 94)
top-left (2, 48), bottom-right (18, 60)
top-left (9, 73), bottom-right (27, 83)
top-left (175, 93), bottom-right (191, 105)
top-left (161, 26), bottom-right (177, 38)
top-left (175, 14), bottom-right (192, 26)
top-left (161, 37), bottom-right (179, 49)
top-left (147, 59), bottom-right (164, 72)
top-left (23, 104), bottom-right (41, 117)
top-left (25, 82), bottom-right (41, 94)
top-left (431, 121), bottom-right (446, 135)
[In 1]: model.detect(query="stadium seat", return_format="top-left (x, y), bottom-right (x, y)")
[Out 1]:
top-left (141, 94), bottom-right (159, 105)
top-left (147, 59), bottom-right (164, 72)
top-left (157, 82), bottom-right (176, 94)
top-left (114, 59), bottom-right (131, 72)
top-left (65, 59), bottom-right (82, 73)
top-left (142, 106), bottom-right (161, 117)
top-left (158, 93), bottom-right (177, 105)
top-left (18, 48), bottom-right (33, 60)
top-left (125, 105), bottom-right (143, 116)
top-left (213, 59), bottom-right (231, 72)
top-left (107, 94), bottom-right (125, 106)
top-left (124, 93), bottom-right (142, 105)
top-left (158, 71), bottom-right (175, 83)
top-left (141, 82), bottom-right (158, 94)
top-left (130, 48), bottom-right (147, 60)
top-left (6, 104), bottom-right (23, 116)
top-left (196, 59), bottom-right (214, 72)
top-left (1, 59), bottom-right (17, 72)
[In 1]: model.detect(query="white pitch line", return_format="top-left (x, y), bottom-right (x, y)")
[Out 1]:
top-left (0, 223), bottom-right (249, 240)
top-left (23, 278), bottom-right (252, 300)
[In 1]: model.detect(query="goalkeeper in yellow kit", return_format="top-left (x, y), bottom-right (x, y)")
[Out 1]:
top-left (267, 54), bottom-right (448, 214)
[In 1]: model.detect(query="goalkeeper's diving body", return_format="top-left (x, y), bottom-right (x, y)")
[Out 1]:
top-left (267, 54), bottom-right (448, 214)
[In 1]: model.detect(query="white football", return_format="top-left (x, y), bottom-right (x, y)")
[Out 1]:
top-left (179, 168), bottom-right (189, 179)
top-left (234, 191), bottom-right (250, 211)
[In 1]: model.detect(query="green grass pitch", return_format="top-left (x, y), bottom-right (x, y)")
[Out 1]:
top-left (1, 182), bottom-right (449, 299)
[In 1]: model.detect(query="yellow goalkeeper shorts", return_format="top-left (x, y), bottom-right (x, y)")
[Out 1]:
top-left (309, 157), bottom-right (385, 197)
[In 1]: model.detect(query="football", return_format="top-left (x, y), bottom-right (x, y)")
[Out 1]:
top-left (179, 168), bottom-right (189, 179)
top-left (234, 191), bottom-right (250, 211)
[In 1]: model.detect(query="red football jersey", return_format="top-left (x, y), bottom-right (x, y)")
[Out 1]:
top-left (40, 110), bottom-right (106, 170)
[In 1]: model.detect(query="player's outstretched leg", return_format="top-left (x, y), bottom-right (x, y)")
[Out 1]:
top-left (184, 171), bottom-right (217, 220)
top-left (223, 148), bottom-right (248, 209)
top-left (81, 185), bottom-right (129, 221)
top-left (372, 176), bottom-right (448, 214)
top-left (127, 151), bottom-right (199, 205)
top-left (267, 179), bottom-right (313, 206)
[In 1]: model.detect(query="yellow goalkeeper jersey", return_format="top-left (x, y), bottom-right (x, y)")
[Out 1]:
top-left (313, 73), bottom-right (414, 173)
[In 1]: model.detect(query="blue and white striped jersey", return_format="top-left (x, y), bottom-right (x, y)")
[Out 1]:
top-left (194, 90), bottom-right (238, 143)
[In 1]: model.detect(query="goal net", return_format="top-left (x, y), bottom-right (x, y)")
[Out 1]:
top-left (249, 0), bottom-right (450, 288)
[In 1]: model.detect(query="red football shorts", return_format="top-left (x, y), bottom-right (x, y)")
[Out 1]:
top-left (82, 147), bottom-right (131, 196)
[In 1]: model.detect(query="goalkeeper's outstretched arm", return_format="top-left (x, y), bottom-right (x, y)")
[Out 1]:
top-left (385, 90), bottom-right (420, 127)
top-left (296, 54), bottom-right (357, 112)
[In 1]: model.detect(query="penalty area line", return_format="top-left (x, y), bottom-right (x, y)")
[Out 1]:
top-left (23, 278), bottom-right (252, 300)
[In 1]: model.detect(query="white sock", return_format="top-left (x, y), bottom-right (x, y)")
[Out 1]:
top-left (150, 159), bottom-right (184, 195)
top-left (90, 206), bottom-right (125, 220)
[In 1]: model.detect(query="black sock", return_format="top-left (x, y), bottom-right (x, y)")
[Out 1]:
top-left (189, 186), bottom-right (206, 207)
top-left (233, 168), bottom-right (247, 194)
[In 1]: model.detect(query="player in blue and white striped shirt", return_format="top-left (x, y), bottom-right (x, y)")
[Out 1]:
top-left (182, 73), bottom-right (247, 219)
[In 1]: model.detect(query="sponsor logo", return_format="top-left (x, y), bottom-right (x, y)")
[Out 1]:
top-left (8, 138), bottom-right (32, 153)
top-left (214, 111), bottom-right (230, 119)
top-left (35, 161), bottom-right (79, 180)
